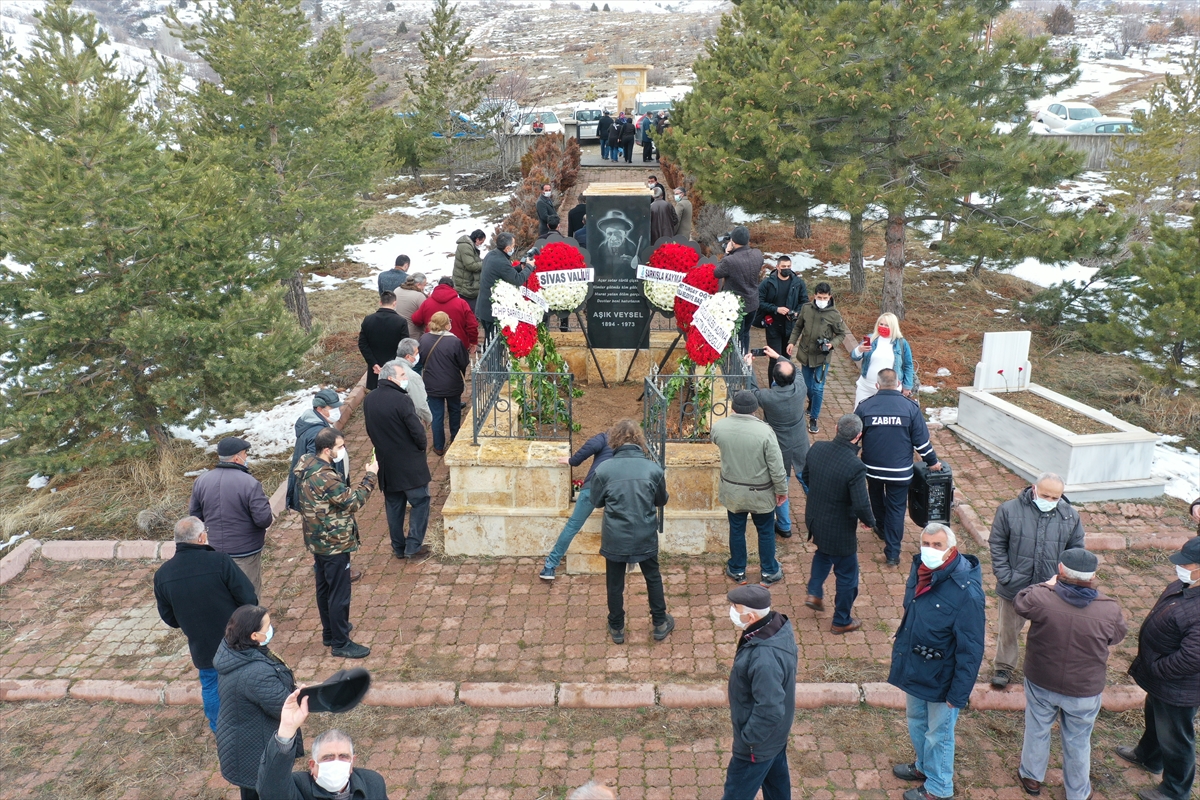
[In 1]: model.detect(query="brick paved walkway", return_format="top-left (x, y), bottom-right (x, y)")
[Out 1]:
top-left (2, 343), bottom-right (1196, 799)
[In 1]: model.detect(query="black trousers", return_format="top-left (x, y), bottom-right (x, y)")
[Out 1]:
top-left (605, 556), bottom-right (667, 629)
top-left (481, 320), bottom-right (496, 348)
top-left (642, 139), bottom-right (654, 161)
top-left (622, 140), bottom-right (634, 162)
top-left (313, 552), bottom-right (352, 649)
top-left (764, 324), bottom-right (791, 380)
top-left (1134, 693), bottom-right (1197, 799)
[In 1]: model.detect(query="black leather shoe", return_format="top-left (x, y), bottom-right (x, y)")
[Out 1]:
top-left (892, 763), bottom-right (926, 782)
top-left (652, 613), bottom-right (675, 641)
top-left (1018, 771), bottom-right (1041, 796)
top-left (1114, 746), bottom-right (1161, 773)
top-left (991, 669), bottom-right (1012, 689)
top-left (886, 557), bottom-right (901, 567)
top-left (331, 640), bottom-right (370, 659)
top-left (903, 788), bottom-right (952, 800)
top-left (608, 625), bottom-right (625, 644)
top-left (322, 623), bottom-right (354, 647)
top-left (775, 525), bottom-right (793, 538)
top-left (403, 545), bottom-right (432, 559)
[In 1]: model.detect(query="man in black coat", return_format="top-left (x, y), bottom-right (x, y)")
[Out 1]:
top-left (536, 183), bottom-right (556, 237)
top-left (475, 232), bottom-right (535, 347)
top-left (801, 414), bottom-right (876, 635)
top-left (1117, 535), bottom-right (1200, 800)
top-left (260, 688), bottom-right (389, 799)
top-left (596, 112), bottom-right (613, 159)
top-left (358, 291), bottom-right (409, 391)
top-left (362, 360), bottom-right (432, 559)
top-left (715, 226), bottom-right (764, 355)
top-left (154, 516), bottom-right (257, 734)
top-left (567, 198), bottom-right (587, 238)
top-left (619, 116), bottom-right (636, 163)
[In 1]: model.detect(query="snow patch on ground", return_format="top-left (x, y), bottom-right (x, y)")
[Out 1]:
top-left (0, 532), bottom-right (31, 551)
top-left (26, 474), bottom-right (49, 490)
top-left (346, 214), bottom-right (494, 289)
top-left (1005, 257), bottom-right (1099, 289)
top-left (169, 387), bottom-right (336, 458)
top-left (306, 274), bottom-right (346, 292)
top-left (926, 407), bottom-right (958, 426)
top-left (1153, 439), bottom-right (1200, 504)
top-left (388, 195), bottom-right (476, 218)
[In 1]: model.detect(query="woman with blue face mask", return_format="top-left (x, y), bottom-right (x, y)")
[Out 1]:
top-left (214, 605), bottom-right (299, 800)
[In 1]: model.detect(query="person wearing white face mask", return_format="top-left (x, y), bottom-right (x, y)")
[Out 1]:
top-left (215, 605), bottom-right (299, 800)
top-left (987, 472), bottom-right (1085, 690)
top-left (785, 281), bottom-right (850, 434)
top-left (1117, 535), bottom-right (1200, 800)
top-left (392, 338), bottom-right (432, 426)
top-left (888, 524), bottom-right (985, 800)
top-left (260, 687), bottom-right (390, 799)
top-left (723, 584), bottom-right (797, 800)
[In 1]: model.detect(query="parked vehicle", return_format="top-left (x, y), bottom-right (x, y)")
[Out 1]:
top-left (1058, 116), bottom-right (1142, 134)
top-left (515, 109), bottom-right (564, 136)
top-left (1034, 101), bottom-right (1102, 130)
top-left (569, 104), bottom-right (605, 140)
top-left (475, 98), bottom-right (519, 131)
top-left (634, 91), bottom-right (674, 117)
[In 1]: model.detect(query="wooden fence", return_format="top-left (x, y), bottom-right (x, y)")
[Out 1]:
top-left (1051, 134), bottom-right (1136, 171)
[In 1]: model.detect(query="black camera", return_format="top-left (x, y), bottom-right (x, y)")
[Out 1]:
top-left (816, 336), bottom-right (832, 352)
top-left (716, 232), bottom-right (733, 246)
top-left (519, 247), bottom-right (540, 267)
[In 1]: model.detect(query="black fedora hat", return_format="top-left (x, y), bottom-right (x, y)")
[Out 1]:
top-left (297, 668), bottom-right (371, 714)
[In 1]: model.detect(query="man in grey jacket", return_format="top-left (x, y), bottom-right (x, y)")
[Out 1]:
top-left (188, 436), bottom-right (274, 596)
top-left (714, 226), bottom-right (764, 355)
top-left (988, 472), bottom-right (1085, 688)
top-left (711, 391), bottom-right (789, 586)
top-left (747, 351), bottom-right (809, 537)
top-left (723, 583), bottom-right (797, 800)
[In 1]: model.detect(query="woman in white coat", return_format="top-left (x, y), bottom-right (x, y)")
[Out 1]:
top-left (851, 312), bottom-right (915, 408)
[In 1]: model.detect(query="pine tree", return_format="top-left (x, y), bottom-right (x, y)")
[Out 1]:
top-left (1111, 47), bottom-right (1200, 216)
top-left (1044, 4), bottom-right (1075, 35)
top-left (0, 1), bottom-right (314, 470)
top-left (167, 0), bottom-right (385, 331)
top-left (663, 0), bottom-right (1128, 318)
top-left (403, 0), bottom-right (493, 189)
top-left (603, 3), bottom-right (610, 10)
top-left (398, 20), bottom-right (408, 33)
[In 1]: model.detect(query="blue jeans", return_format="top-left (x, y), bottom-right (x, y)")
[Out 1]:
top-left (906, 693), bottom-right (961, 798)
top-left (722, 751), bottom-right (791, 800)
top-left (727, 510), bottom-right (779, 577)
top-left (544, 487), bottom-right (594, 571)
top-left (1020, 679), bottom-right (1103, 800)
top-left (775, 456), bottom-right (809, 531)
top-left (806, 551), bottom-right (859, 627)
top-left (198, 667), bottom-right (219, 733)
top-left (600, 141), bottom-right (610, 159)
top-left (868, 477), bottom-right (911, 561)
top-left (429, 394), bottom-right (462, 452)
top-left (800, 362), bottom-right (828, 421)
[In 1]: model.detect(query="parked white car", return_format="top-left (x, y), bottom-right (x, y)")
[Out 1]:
top-left (1058, 116), bottom-right (1141, 134)
top-left (1034, 101), bottom-right (1102, 131)
top-left (568, 103), bottom-right (605, 140)
top-left (515, 109), bottom-right (564, 136)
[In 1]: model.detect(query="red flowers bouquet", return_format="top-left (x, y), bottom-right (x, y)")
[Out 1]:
top-left (504, 322), bottom-right (538, 358)
top-left (685, 290), bottom-right (742, 367)
top-left (643, 242), bottom-right (700, 312)
top-left (529, 242), bottom-right (590, 311)
top-left (492, 280), bottom-right (541, 359)
top-left (674, 263), bottom-right (718, 333)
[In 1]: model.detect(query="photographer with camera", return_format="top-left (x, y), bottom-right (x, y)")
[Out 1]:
top-left (786, 282), bottom-right (850, 434)
top-left (475, 232), bottom-right (535, 348)
top-left (755, 257), bottom-right (808, 380)
top-left (714, 226), bottom-right (764, 355)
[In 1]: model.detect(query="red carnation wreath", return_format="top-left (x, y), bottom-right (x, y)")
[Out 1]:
top-left (643, 242), bottom-right (700, 313)
top-left (528, 242), bottom-right (590, 312)
top-left (504, 322), bottom-right (538, 358)
top-left (674, 263), bottom-right (718, 333)
top-left (685, 327), bottom-right (722, 366)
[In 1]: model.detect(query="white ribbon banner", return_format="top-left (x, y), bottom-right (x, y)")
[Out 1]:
top-left (674, 282), bottom-right (714, 308)
top-left (520, 286), bottom-right (550, 311)
top-left (537, 268), bottom-right (594, 286)
top-left (692, 306), bottom-right (732, 353)
top-left (636, 265), bottom-right (686, 284)
top-left (494, 303), bottom-right (543, 326)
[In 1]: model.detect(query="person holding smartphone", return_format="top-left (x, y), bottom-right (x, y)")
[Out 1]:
top-left (850, 312), bottom-right (915, 409)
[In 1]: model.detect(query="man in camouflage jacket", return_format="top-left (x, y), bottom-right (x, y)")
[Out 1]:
top-left (294, 427), bottom-right (377, 659)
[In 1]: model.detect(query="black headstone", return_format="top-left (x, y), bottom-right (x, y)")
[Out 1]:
top-left (585, 195), bottom-right (652, 348)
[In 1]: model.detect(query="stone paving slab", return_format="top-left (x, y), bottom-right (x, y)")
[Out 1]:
top-left (0, 699), bottom-right (1165, 799)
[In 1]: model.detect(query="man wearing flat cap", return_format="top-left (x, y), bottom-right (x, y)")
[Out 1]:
top-left (711, 391), bottom-right (789, 586)
top-left (260, 686), bottom-right (389, 799)
top-left (593, 210), bottom-right (641, 273)
top-left (1013, 548), bottom-right (1127, 799)
top-left (1117, 535), bottom-right (1200, 800)
top-left (189, 436), bottom-right (274, 596)
top-left (723, 584), bottom-right (796, 800)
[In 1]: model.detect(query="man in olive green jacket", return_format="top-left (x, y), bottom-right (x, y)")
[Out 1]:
top-left (711, 390), bottom-right (789, 586)
top-left (452, 231), bottom-right (485, 301)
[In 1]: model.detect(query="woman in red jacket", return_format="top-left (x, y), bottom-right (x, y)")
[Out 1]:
top-left (411, 276), bottom-right (479, 352)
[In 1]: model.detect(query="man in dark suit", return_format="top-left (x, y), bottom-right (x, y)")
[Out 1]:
top-left (358, 291), bottom-right (409, 391)
top-left (362, 360), bottom-right (432, 559)
top-left (536, 183), bottom-right (556, 237)
top-left (154, 516), bottom-right (258, 733)
top-left (801, 414), bottom-right (877, 634)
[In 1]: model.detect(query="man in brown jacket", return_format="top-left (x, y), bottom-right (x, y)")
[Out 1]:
top-left (1014, 548), bottom-right (1127, 799)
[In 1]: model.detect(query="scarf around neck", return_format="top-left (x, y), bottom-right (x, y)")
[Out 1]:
top-left (915, 547), bottom-right (959, 597)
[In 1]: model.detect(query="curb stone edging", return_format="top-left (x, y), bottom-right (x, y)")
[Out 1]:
top-left (0, 678), bottom-right (1153, 712)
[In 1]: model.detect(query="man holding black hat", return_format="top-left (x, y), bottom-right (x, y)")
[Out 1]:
top-left (711, 391), bottom-right (789, 586)
top-left (1014, 548), bottom-right (1127, 799)
top-left (1117, 535), bottom-right (1200, 800)
top-left (189, 436), bottom-right (274, 596)
top-left (260, 686), bottom-right (389, 799)
top-left (723, 584), bottom-right (796, 800)
top-left (714, 226), bottom-right (764, 355)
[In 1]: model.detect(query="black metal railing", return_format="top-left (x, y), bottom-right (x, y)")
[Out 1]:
top-left (471, 335), bottom-right (574, 447)
top-left (642, 346), bottom-right (752, 446)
